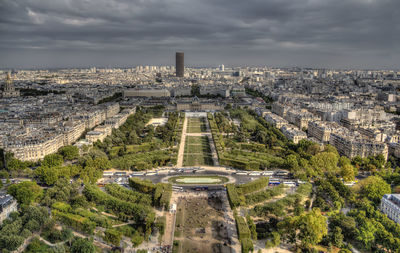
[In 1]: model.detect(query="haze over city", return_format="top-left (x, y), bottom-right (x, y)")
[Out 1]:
top-left (1, 0), bottom-right (399, 69)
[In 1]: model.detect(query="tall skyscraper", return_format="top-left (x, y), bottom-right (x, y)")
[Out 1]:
top-left (176, 52), bottom-right (184, 77)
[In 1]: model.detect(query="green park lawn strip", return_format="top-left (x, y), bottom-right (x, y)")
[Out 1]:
top-left (187, 118), bottom-right (207, 133)
top-left (183, 154), bottom-right (213, 166)
top-left (168, 175), bottom-right (229, 185)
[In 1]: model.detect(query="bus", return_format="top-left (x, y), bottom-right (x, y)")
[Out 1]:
top-left (114, 172), bottom-right (127, 177)
top-left (269, 179), bottom-right (281, 185)
top-left (103, 171), bottom-right (114, 177)
top-left (275, 170), bottom-right (289, 177)
top-left (283, 181), bottom-right (296, 187)
top-left (262, 171), bottom-right (274, 176)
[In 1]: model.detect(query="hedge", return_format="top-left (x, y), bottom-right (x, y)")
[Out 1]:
top-left (83, 185), bottom-right (154, 225)
top-left (52, 210), bottom-right (96, 234)
top-left (227, 184), bottom-right (242, 208)
top-left (241, 238), bottom-right (254, 253)
top-left (235, 216), bottom-right (251, 240)
top-left (236, 177), bottom-right (269, 195)
top-left (105, 183), bottom-right (152, 206)
top-left (220, 157), bottom-right (249, 170)
top-left (129, 178), bottom-right (157, 193)
top-left (104, 229), bottom-right (122, 246)
top-left (245, 184), bottom-right (285, 206)
top-left (52, 202), bottom-right (72, 213)
top-left (159, 184), bottom-right (172, 209)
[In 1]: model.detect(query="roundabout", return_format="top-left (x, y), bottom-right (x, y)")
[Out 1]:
top-left (168, 175), bottom-right (229, 185)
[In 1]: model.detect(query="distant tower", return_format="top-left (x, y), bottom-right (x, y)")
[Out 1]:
top-left (176, 52), bottom-right (184, 77)
top-left (2, 72), bottom-right (20, 98)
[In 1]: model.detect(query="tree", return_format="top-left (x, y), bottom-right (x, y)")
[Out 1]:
top-left (6, 158), bottom-right (27, 171)
top-left (42, 154), bottom-right (63, 167)
top-left (70, 238), bottom-right (95, 253)
top-left (131, 231), bottom-right (144, 247)
top-left (329, 213), bottom-right (357, 238)
top-left (265, 232), bottom-right (280, 248)
top-left (356, 176), bottom-right (391, 204)
top-left (104, 229), bottom-right (122, 246)
top-left (341, 164), bottom-right (356, 182)
top-left (0, 170), bottom-right (9, 178)
top-left (356, 218), bottom-right (377, 250)
top-left (331, 226), bottom-right (344, 248)
top-left (58, 146), bottom-right (79, 160)
top-left (7, 181), bottom-right (43, 204)
top-left (311, 152), bottom-right (339, 175)
top-left (296, 209), bottom-right (328, 247)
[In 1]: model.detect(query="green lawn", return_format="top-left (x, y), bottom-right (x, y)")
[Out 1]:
top-left (187, 117), bottom-right (207, 133)
top-left (168, 175), bottom-right (229, 184)
top-left (183, 136), bottom-right (213, 166)
top-left (183, 154), bottom-right (214, 166)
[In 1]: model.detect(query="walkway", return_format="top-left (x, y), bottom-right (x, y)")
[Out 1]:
top-left (205, 116), bottom-right (220, 166)
top-left (176, 115), bottom-right (187, 167)
top-left (220, 191), bottom-right (241, 253)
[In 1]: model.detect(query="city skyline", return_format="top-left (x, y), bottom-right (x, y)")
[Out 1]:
top-left (0, 0), bottom-right (399, 69)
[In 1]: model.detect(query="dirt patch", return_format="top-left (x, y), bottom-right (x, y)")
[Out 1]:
top-left (174, 193), bottom-right (232, 253)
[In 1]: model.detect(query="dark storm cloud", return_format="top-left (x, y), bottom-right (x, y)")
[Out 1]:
top-left (0, 0), bottom-right (399, 68)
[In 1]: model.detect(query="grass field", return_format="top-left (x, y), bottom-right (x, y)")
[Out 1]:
top-left (183, 136), bottom-right (213, 166)
top-left (187, 117), bottom-right (207, 133)
top-left (168, 175), bottom-right (229, 184)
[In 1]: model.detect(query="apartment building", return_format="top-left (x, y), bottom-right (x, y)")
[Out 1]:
top-left (285, 109), bottom-right (320, 130)
top-left (308, 121), bottom-right (340, 143)
top-left (380, 194), bottom-right (400, 224)
top-left (124, 88), bottom-right (171, 98)
top-left (271, 102), bottom-right (291, 117)
top-left (280, 124), bottom-right (307, 144)
top-left (264, 113), bottom-right (288, 129)
top-left (0, 194), bottom-right (17, 225)
top-left (7, 133), bottom-right (65, 161)
top-left (329, 127), bottom-right (388, 160)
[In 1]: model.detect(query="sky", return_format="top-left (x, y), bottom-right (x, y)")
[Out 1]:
top-left (0, 0), bottom-right (399, 69)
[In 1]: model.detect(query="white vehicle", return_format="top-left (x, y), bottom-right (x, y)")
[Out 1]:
top-left (130, 172), bottom-right (144, 176)
top-left (157, 170), bottom-right (169, 175)
top-left (344, 181), bottom-right (356, 186)
top-left (146, 172), bottom-right (157, 176)
top-left (297, 179), bottom-right (307, 184)
top-left (236, 172), bottom-right (248, 175)
top-left (103, 171), bottom-right (114, 177)
top-left (262, 171), bottom-right (274, 176)
top-left (275, 170), bottom-right (289, 176)
top-left (172, 186), bottom-right (183, 191)
top-left (283, 181), bottom-right (296, 187)
top-left (249, 172), bottom-right (261, 176)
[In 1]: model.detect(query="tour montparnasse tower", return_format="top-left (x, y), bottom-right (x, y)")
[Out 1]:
top-left (2, 72), bottom-right (20, 98)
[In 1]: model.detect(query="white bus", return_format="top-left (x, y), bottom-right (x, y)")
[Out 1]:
top-left (262, 171), bottom-right (274, 176)
top-left (130, 172), bottom-right (144, 177)
top-left (103, 171), bottom-right (114, 177)
top-left (283, 181), bottom-right (296, 187)
top-left (236, 172), bottom-right (248, 175)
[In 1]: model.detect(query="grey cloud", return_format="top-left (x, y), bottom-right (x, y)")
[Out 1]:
top-left (0, 0), bottom-right (399, 69)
